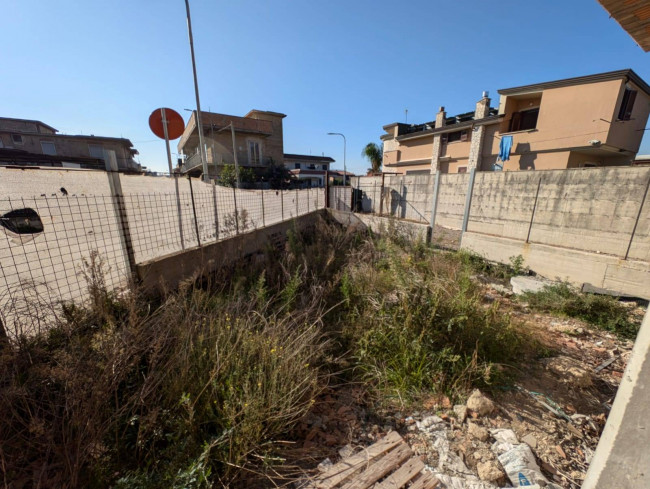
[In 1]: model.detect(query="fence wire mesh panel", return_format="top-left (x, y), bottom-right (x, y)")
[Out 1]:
top-left (0, 183), bottom-right (325, 336)
top-left (329, 186), bottom-right (352, 211)
top-left (353, 176), bottom-right (382, 214)
top-left (0, 195), bottom-right (130, 337)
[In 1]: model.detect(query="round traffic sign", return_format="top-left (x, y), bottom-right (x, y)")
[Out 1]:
top-left (148, 108), bottom-right (185, 140)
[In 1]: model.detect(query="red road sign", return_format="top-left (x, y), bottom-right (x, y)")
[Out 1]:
top-left (148, 108), bottom-right (185, 140)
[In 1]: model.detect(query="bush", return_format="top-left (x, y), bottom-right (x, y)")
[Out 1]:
top-left (339, 237), bottom-right (539, 402)
top-left (522, 283), bottom-right (640, 339)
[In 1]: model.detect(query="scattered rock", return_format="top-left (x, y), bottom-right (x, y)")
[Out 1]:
top-left (491, 283), bottom-right (513, 296)
top-left (476, 460), bottom-right (505, 483)
top-left (417, 415), bottom-right (445, 432)
top-left (510, 275), bottom-right (554, 295)
top-left (522, 433), bottom-right (538, 449)
top-left (468, 422), bottom-right (489, 442)
top-left (542, 356), bottom-right (593, 388)
top-left (453, 404), bottom-right (468, 423)
top-left (466, 389), bottom-right (495, 417)
top-left (317, 458), bottom-right (332, 472)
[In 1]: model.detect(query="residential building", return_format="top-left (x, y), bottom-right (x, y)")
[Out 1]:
top-left (381, 69), bottom-right (650, 174)
top-left (284, 153), bottom-right (334, 187)
top-left (0, 117), bottom-right (140, 172)
top-left (178, 109), bottom-right (286, 178)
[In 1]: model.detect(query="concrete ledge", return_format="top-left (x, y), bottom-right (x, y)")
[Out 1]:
top-left (136, 211), bottom-right (324, 294)
top-left (327, 209), bottom-right (430, 241)
top-left (461, 232), bottom-right (650, 300)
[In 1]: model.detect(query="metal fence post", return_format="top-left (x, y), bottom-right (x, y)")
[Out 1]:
top-left (624, 175), bottom-right (650, 260)
top-left (232, 186), bottom-right (239, 234)
top-left (296, 188), bottom-right (299, 216)
top-left (187, 176), bottom-right (201, 246)
top-left (307, 188), bottom-right (310, 213)
top-left (427, 171), bottom-right (441, 245)
top-left (379, 172), bottom-right (385, 216)
top-left (325, 171), bottom-right (330, 208)
top-left (104, 151), bottom-right (137, 278)
top-left (281, 187), bottom-right (284, 221)
top-left (174, 174), bottom-right (185, 250)
top-left (461, 168), bottom-right (477, 236)
top-left (211, 179), bottom-right (220, 241)
top-left (526, 177), bottom-right (542, 243)
top-left (261, 188), bottom-right (266, 227)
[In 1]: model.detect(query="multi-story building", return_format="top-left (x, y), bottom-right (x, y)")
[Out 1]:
top-left (284, 153), bottom-right (334, 187)
top-left (178, 109), bottom-right (286, 178)
top-left (381, 69), bottom-right (650, 174)
top-left (0, 117), bottom-right (140, 172)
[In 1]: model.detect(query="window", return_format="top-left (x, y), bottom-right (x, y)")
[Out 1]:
top-left (11, 134), bottom-right (23, 145)
top-left (89, 144), bottom-right (105, 159)
top-left (457, 167), bottom-right (468, 173)
top-left (308, 164), bottom-right (315, 169)
top-left (322, 164), bottom-right (327, 170)
top-left (248, 141), bottom-right (261, 165)
top-left (618, 87), bottom-right (637, 121)
top-left (40, 141), bottom-right (57, 155)
top-left (509, 108), bottom-right (539, 132)
top-left (442, 130), bottom-right (468, 143)
top-left (294, 163), bottom-right (300, 169)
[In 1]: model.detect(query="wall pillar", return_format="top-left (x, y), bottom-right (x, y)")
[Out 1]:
top-left (468, 93), bottom-right (491, 171)
top-left (430, 106), bottom-right (446, 174)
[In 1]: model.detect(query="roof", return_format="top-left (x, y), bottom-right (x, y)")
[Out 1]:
top-left (597, 0), bottom-right (650, 52)
top-left (244, 109), bottom-right (287, 119)
top-left (284, 153), bottom-right (334, 163)
top-left (0, 117), bottom-right (58, 133)
top-left (41, 133), bottom-right (138, 154)
top-left (395, 115), bottom-right (501, 142)
top-left (499, 69), bottom-right (650, 96)
top-left (0, 148), bottom-right (104, 167)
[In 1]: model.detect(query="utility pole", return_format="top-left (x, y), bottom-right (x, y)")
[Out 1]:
top-left (184, 0), bottom-right (209, 181)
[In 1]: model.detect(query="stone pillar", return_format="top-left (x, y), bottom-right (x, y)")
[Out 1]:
top-left (468, 93), bottom-right (491, 171)
top-left (430, 107), bottom-right (446, 174)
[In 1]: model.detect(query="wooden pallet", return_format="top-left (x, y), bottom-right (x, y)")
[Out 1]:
top-left (307, 431), bottom-right (440, 489)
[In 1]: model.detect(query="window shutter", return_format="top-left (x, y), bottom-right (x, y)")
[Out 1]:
top-left (621, 89), bottom-right (637, 120)
top-left (509, 112), bottom-right (521, 132)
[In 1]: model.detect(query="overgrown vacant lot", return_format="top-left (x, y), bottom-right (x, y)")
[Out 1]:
top-left (0, 217), bottom-right (643, 488)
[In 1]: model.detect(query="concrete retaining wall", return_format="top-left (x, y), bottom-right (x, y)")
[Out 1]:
top-left (136, 210), bottom-right (323, 294)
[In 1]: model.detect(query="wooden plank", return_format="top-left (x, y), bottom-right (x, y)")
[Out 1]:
top-left (313, 431), bottom-right (404, 488)
top-left (340, 443), bottom-right (412, 489)
top-left (408, 472), bottom-right (441, 489)
top-left (374, 456), bottom-right (425, 489)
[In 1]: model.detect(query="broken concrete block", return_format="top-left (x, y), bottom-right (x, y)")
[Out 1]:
top-left (466, 389), bottom-right (495, 417)
top-left (510, 275), bottom-right (554, 295)
top-left (476, 460), bottom-right (505, 483)
top-left (542, 356), bottom-right (593, 388)
top-left (521, 433), bottom-right (538, 450)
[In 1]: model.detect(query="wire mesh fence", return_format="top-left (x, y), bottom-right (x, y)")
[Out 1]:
top-left (0, 184), bottom-right (325, 337)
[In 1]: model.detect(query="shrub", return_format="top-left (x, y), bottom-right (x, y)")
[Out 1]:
top-left (522, 283), bottom-right (640, 339)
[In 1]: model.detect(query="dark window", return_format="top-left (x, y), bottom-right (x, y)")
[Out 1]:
top-left (11, 134), bottom-right (23, 145)
top-left (618, 88), bottom-right (637, 121)
top-left (509, 108), bottom-right (539, 132)
top-left (322, 164), bottom-right (327, 170)
top-left (308, 164), bottom-right (315, 169)
top-left (458, 167), bottom-right (468, 173)
top-left (443, 130), bottom-right (468, 143)
top-left (294, 163), bottom-right (300, 169)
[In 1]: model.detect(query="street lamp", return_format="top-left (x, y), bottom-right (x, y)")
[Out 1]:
top-left (327, 132), bottom-right (346, 186)
top-left (184, 0), bottom-right (209, 181)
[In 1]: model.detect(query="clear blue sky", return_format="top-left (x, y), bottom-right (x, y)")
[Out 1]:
top-left (3, 0), bottom-right (650, 174)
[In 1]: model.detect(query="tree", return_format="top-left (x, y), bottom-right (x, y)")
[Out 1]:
top-left (362, 142), bottom-right (383, 175)
top-left (263, 159), bottom-right (295, 189)
top-left (218, 164), bottom-right (255, 187)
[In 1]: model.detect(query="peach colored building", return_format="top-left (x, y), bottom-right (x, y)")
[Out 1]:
top-left (381, 69), bottom-right (650, 174)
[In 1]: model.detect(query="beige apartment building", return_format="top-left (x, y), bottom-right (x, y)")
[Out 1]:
top-left (381, 69), bottom-right (650, 174)
top-left (178, 109), bottom-right (286, 178)
top-left (0, 117), bottom-right (140, 172)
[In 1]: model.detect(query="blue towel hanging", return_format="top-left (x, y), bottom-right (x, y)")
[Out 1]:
top-left (498, 135), bottom-right (513, 162)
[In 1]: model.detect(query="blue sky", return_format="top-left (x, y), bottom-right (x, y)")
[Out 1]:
top-left (3, 0), bottom-right (650, 174)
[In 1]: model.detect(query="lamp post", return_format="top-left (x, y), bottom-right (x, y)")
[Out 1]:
top-left (327, 132), bottom-right (346, 186)
top-left (184, 0), bottom-right (209, 181)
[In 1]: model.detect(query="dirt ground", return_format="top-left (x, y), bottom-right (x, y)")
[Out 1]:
top-left (291, 281), bottom-right (645, 489)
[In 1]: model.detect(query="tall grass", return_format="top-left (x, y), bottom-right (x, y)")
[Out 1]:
top-left (521, 282), bottom-right (640, 339)
top-left (0, 217), bottom-right (543, 486)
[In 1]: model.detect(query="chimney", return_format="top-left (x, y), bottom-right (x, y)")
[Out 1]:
top-left (435, 106), bottom-right (446, 128)
top-left (475, 92), bottom-right (491, 119)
